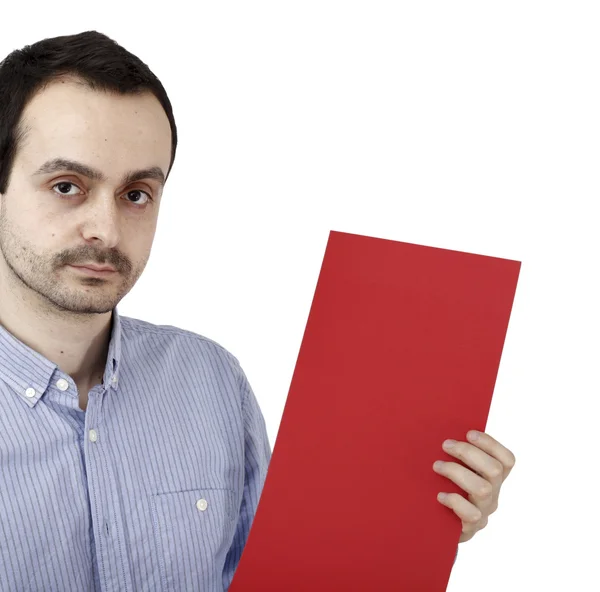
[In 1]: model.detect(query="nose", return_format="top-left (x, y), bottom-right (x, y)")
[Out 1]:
top-left (79, 193), bottom-right (122, 249)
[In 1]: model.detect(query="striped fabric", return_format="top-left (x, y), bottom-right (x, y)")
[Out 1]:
top-left (0, 306), bottom-right (272, 591)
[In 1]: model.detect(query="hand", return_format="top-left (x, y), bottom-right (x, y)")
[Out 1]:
top-left (432, 430), bottom-right (516, 543)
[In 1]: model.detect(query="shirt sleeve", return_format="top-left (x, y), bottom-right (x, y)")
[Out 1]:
top-left (222, 364), bottom-right (272, 590)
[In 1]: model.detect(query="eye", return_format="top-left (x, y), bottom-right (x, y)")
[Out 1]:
top-left (52, 181), bottom-right (81, 196)
top-left (124, 189), bottom-right (152, 206)
top-left (51, 181), bottom-right (152, 206)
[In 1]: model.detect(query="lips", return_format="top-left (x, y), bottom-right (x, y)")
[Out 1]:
top-left (74, 263), bottom-right (116, 272)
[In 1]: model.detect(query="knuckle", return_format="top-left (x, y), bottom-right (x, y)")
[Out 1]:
top-left (488, 462), bottom-right (504, 479)
top-left (479, 483), bottom-right (493, 498)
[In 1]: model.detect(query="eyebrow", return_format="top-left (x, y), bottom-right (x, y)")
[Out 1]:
top-left (33, 158), bottom-right (166, 187)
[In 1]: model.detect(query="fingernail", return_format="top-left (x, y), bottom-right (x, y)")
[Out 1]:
top-left (468, 431), bottom-right (480, 441)
top-left (433, 461), bottom-right (444, 470)
top-left (437, 492), bottom-right (447, 502)
top-left (443, 439), bottom-right (456, 449)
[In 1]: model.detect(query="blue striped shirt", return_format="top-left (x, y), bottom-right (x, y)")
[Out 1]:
top-left (0, 306), bottom-right (272, 591)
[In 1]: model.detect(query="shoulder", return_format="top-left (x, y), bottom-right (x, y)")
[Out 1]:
top-left (119, 314), bottom-right (242, 378)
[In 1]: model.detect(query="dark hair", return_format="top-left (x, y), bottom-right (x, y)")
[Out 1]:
top-left (0, 30), bottom-right (178, 195)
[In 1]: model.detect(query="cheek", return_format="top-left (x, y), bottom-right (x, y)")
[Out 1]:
top-left (138, 222), bottom-right (158, 253)
top-left (126, 231), bottom-right (156, 272)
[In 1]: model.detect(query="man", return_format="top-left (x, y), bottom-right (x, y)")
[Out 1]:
top-left (0, 30), bottom-right (515, 591)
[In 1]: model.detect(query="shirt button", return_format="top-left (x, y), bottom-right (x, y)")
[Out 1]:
top-left (25, 387), bottom-right (36, 398)
top-left (56, 378), bottom-right (69, 391)
top-left (111, 376), bottom-right (118, 384)
top-left (89, 429), bottom-right (98, 442)
top-left (196, 499), bottom-right (208, 511)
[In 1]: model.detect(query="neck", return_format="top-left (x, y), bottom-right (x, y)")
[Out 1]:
top-left (0, 262), bottom-right (113, 385)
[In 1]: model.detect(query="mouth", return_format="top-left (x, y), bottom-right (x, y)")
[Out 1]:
top-left (68, 265), bottom-right (117, 277)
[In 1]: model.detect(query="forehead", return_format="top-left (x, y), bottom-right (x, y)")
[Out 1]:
top-left (19, 78), bottom-right (171, 177)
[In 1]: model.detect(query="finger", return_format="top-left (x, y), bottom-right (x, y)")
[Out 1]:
top-left (467, 431), bottom-right (516, 478)
top-left (441, 439), bottom-right (505, 489)
top-left (437, 492), bottom-right (483, 524)
top-left (433, 460), bottom-right (493, 502)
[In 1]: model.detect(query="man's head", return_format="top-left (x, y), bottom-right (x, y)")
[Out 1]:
top-left (0, 30), bottom-right (177, 317)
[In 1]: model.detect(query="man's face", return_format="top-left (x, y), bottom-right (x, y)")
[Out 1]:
top-left (0, 77), bottom-right (172, 316)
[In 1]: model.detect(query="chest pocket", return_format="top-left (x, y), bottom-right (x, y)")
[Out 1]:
top-left (150, 487), bottom-right (238, 592)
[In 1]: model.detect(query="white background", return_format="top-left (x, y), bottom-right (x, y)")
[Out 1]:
top-left (3, 2), bottom-right (598, 589)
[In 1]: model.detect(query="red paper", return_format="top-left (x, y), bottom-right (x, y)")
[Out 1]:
top-left (230, 230), bottom-right (521, 591)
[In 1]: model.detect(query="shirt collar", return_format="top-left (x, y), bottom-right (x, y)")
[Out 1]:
top-left (0, 306), bottom-right (122, 407)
